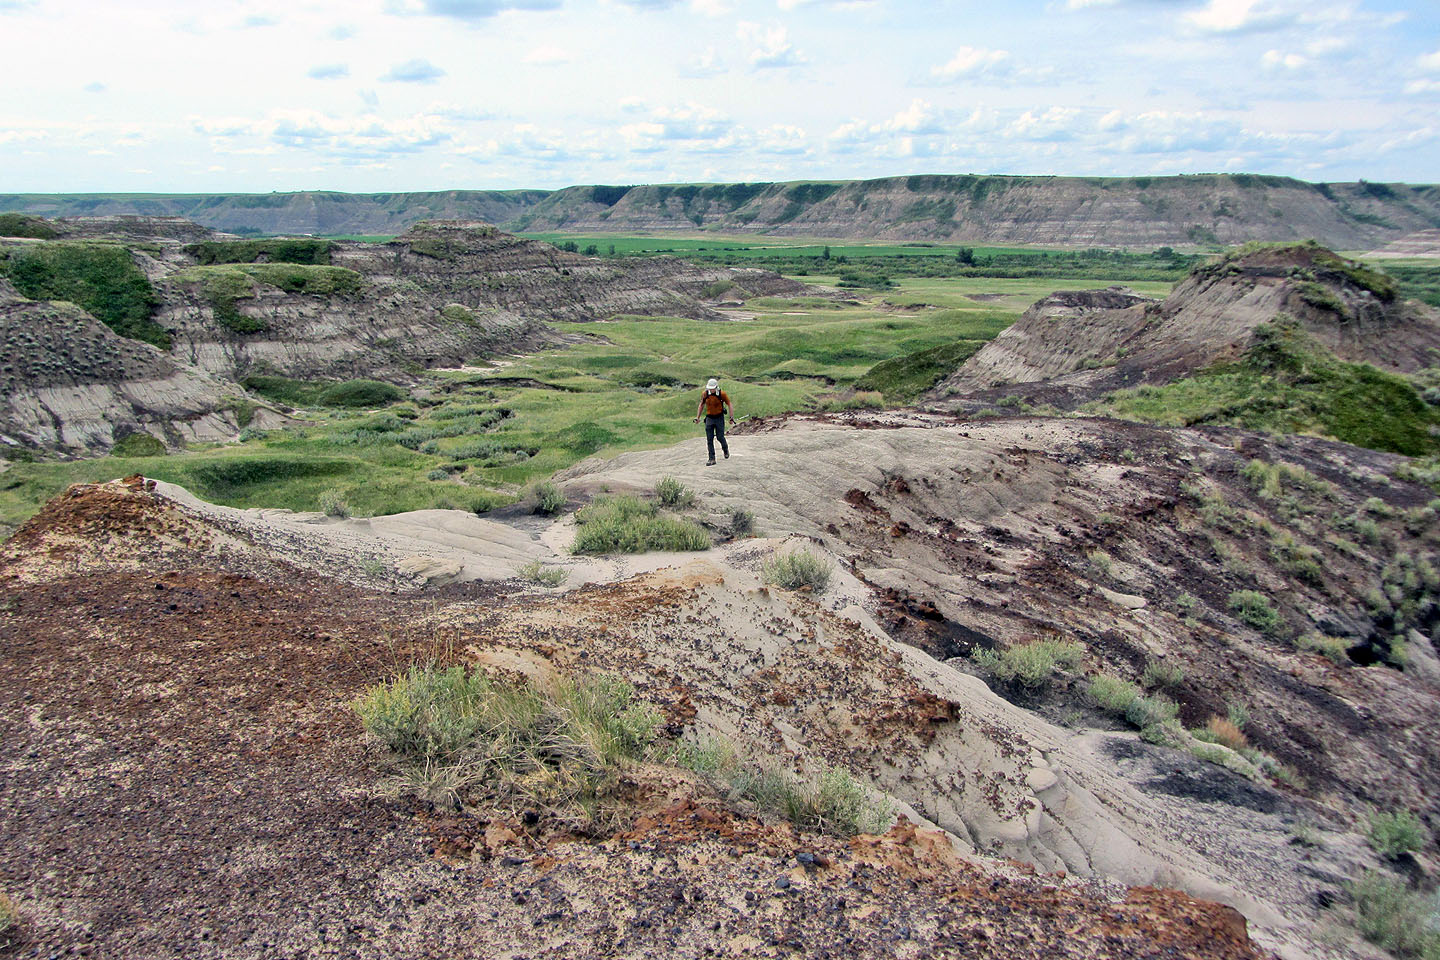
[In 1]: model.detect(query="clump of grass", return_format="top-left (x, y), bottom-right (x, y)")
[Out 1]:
top-left (1297, 632), bottom-right (1350, 664)
top-left (1088, 549), bottom-right (1113, 578)
top-left (761, 546), bottom-right (833, 593)
top-left (319, 488), bottom-right (351, 518)
top-left (675, 736), bottom-right (892, 838)
top-left (532, 481), bottom-right (566, 515)
top-left (319, 379), bottom-right (405, 408)
top-left (110, 432), bottom-right (166, 458)
top-left (728, 507), bottom-right (756, 537)
top-left (1125, 694), bottom-right (1179, 730)
top-left (354, 666), bottom-right (662, 828)
top-left (1088, 673), bottom-right (1141, 712)
top-left (1369, 810), bottom-right (1429, 860)
top-left (972, 639), bottom-right (1084, 689)
top-left (572, 495), bottom-right (710, 554)
top-left (1349, 871), bottom-right (1440, 959)
top-left (1142, 659), bottom-right (1185, 690)
top-left (817, 390), bottom-right (884, 412)
top-left (517, 559), bottom-right (566, 587)
top-left (1205, 716), bottom-right (1248, 751)
top-left (655, 475), bottom-right (696, 508)
top-left (1228, 590), bottom-right (1282, 635)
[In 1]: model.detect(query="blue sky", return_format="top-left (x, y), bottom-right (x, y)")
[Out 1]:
top-left (1, 0), bottom-right (1437, 191)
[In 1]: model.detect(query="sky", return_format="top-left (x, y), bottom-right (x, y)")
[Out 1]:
top-left (1, 0), bottom-right (1437, 193)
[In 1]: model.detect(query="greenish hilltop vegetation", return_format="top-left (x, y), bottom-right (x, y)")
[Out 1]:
top-left (173, 263), bottom-right (363, 333)
top-left (0, 241), bottom-right (169, 347)
top-left (1089, 318), bottom-right (1440, 455)
top-left (521, 233), bottom-right (1204, 286)
top-left (182, 238), bottom-right (334, 265)
top-left (854, 340), bottom-right (989, 402)
top-left (0, 213), bottom-right (58, 240)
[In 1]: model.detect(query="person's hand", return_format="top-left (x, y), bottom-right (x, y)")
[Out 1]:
top-left (692, 417), bottom-right (699, 423)
top-left (729, 418), bottom-right (736, 425)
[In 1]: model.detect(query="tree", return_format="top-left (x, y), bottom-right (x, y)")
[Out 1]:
top-left (583, 244), bottom-right (599, 256)
top-left (822, 245), bottom-right (831, 260)
top-left (956, 247), bottom-right (974, 265)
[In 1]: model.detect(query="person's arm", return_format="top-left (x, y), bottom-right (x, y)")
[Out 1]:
top-left (725, 392), bottom-right (736, 423)
top-left (694, 397), bottom-right (704, 423)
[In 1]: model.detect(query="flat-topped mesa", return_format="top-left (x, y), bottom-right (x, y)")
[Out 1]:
top-left (932, 241), bottom-right (1440, 406)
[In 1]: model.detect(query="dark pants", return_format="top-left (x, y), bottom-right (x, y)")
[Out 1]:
top-left (705, 415), bottom-right (728, 461)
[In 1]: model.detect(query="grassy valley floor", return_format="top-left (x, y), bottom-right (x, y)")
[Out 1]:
top-left (0, 275), bottom-right (1175, 530)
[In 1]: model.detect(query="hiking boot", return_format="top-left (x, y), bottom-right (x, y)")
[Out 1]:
top-left (723, 450), bottom-right (730, 459)
top-left (705, 458), bottom-right (716, 466)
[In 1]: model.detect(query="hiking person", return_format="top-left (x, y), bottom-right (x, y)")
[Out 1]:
top-left (693, 378), bottom-right (735, 465)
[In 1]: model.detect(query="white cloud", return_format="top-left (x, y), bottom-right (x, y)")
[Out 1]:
top-left (1185, 0), bottom-right (1287, 34)
top-left (690, 0), bottom-right (732, 14)
top-left (881, 99), bottom-right (945, 135)
top-left (738, 22), bottom-right (806, 69)
top-left (1066, 0), bottom-right (1118, 7)
top-left (930, 46), bottom-right (1010, 81)
top-left (307, 63), bottom-right (351, 80)
top-left (381, 59), bottom-right (447, 83)
top-left (385, 0), bottom-right (563, 21)
top-left (522, 44), bottom-right (570, 64)
top-left (1419, 49), bottom-right (1440, 72)
top-left (679, 47), bottom-right (726, 77)
top-left (1261, 49), bottom-right (1306, 70)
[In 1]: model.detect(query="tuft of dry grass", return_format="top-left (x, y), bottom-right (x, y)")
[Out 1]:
top-left (1206, 716), bottom-right (1248, 751)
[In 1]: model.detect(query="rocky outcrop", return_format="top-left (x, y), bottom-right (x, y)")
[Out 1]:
top-left (0, 281), bottom-right (252, 454)
top-left (7, 175), bottom-right (1439, 248)
top-left (931, 242), bottom-right (1440, 405)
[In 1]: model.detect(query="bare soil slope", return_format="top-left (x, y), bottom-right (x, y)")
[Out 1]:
top-left (0, 477), bottom-right (1265, 960)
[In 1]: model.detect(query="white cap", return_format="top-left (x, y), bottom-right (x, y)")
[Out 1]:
top-left (706, 378), bottom-right (719, 390)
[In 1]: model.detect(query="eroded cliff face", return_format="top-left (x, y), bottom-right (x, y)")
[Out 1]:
top-left (8, 175), bottom-right (1440, 248)
top-left (150, 220), bottom-right (804, 381)
top-left (931, 243), bottom-right (1440, 405)
top-left (0, 281), bottom-right (249, 454)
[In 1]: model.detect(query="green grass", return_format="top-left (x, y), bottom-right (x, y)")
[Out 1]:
top-left (1228, 590), bottom-right (1282, 635)
top-left (1089, 319), bottom-right (1440, 456)
top-left (674, 736), bottom-right (892, 837)
top-left (354, 666), bottom-right (661, 828)
top-left (183, 238), bottom-right (334, 266)
top-left (517, 559), bottom-right (567, 587)
top-left (761, 546), bottom-right (833, 592)
top-left (971, 639), bottom-right (1084, 688)
top-left (571, 495), bottom-right (710, 554)
top-left (1349, 872), bottom-right (1440, 960)
top-left (853, 339), bottom-right (987, 402)
top-left (1369, 810), bottom-right (1429, 860)
top-left (0, 240), bottom-right (168, 347)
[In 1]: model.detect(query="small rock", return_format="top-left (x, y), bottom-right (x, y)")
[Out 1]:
top-left (775, 876), bottom-right (791, 890)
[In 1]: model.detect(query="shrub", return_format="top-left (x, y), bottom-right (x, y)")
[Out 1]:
top-left (676, 736), bottom-right (892, 838)
top-left (817, 391), bottom-right (884, 412)
top-left (1350, 871), bottom-right (1440, 959)
top-left (532, 481), bottom-right (566, 515)
top-left (318, 379), bottom-right (405, 408)
top-left (972, 639), bottom-right (1084, 689)
top-left (572, 495), bottom-right (711, 554)
top-left (517, 559), bottom-right (566, 587)
top-left (655, 476), bottom-right (696, 508)
top-left (1088, 549), bottom-right (1113, 578)
top-left (1228, 590), bottom-right (1282, 635)
top-left (728, 507), bottom-right (756, 537)
top-left (1142, 659), bottom-right (1185, 689)
top-left (110, 432), bottom-right (166, 458)
top-left (1088, 674), bottom-right (1141, 713)
top-left (355, 667), bottom-right (662, 827)
top-left (1125, 694), bottom-right (1179, 730)
top-left (1206, 717), bottom-right (1248, 751)
top-left (1369, 810), bottom-right (1428, 860)
top-left (319, 488), bottom-right (350, 518)
top-left (762, 546), bottom-right (834, 593)
top-left (1297, 632), bottom-right (1350, 664)
top-left (0, 890), bottom-right (17, 938)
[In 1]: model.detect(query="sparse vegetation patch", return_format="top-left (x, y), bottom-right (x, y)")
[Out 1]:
top-left (572, 494), bottom-right (710, 554)
top-left (761, 546), bottom-right (834, 593)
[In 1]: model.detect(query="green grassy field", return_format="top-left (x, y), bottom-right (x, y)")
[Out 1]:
top-left (0, 274), bottom-right (1177, 529)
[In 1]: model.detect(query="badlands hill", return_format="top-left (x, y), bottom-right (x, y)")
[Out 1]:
top-left (0, 216), bottom-right (800, 456)
top-left (931, 242), bottom-right (1440, 418)
top-left (6, 174), bottom-right (1440, 249)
